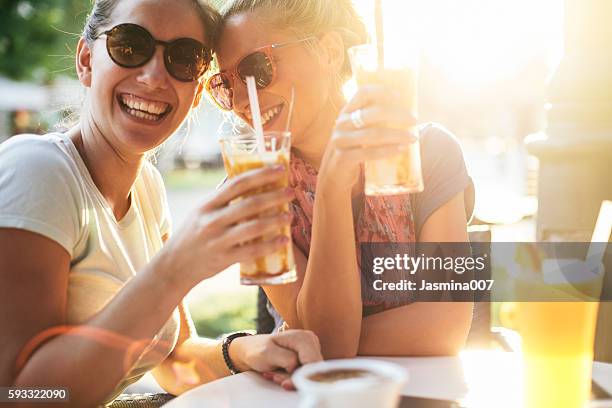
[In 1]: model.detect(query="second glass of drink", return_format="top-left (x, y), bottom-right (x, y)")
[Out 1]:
top-left (348, 44), bottom-right (423, 196)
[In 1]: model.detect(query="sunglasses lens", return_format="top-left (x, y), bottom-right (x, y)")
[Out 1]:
top-left (106, 24), bottom-right (154, 67)
top-left (237, 52), bottom-right (274, 88)
top-left (166, 39), bottom-right (209, 82)
top-left (207, 73), bottom-right (233, 110)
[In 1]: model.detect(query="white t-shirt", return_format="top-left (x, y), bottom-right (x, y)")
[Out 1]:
top-left (0, 133), bottom-right (180, 402)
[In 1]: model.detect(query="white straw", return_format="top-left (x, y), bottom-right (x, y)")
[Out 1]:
top-left (375, 0), bottom-right (385, 70)
top-left (285, 85), bottom-right (296, 133)
top-left (246, 76), bottom-right (265, 153)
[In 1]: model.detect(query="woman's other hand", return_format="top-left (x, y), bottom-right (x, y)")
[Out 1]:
top-left (230, 330), bottom-right (322, 389)
top-left (160, 165), bottom-right (294, 290)
top-left (319, 84), bottom-right (417, 193)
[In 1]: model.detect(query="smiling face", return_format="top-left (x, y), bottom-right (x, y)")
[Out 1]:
top-left (79, 0), bottom-right (209, 156)
top-left (215, 12), bottom-right (339, 148)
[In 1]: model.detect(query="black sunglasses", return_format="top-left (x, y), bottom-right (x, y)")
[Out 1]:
top-left (95, 23), bottom-right (211, 82)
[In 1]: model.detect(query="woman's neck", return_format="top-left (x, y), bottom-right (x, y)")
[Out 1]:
top-left (68, 112), bottom-right (145, 221)
top-left (294, 91), bottom-right (345, 171)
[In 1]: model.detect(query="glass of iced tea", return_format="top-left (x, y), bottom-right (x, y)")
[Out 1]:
top-left (220, 130), bottom-right (297, 285)
top-left (347, 44), bottom-right (423, 196)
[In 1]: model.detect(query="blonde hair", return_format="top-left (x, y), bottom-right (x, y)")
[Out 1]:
top-left (219, 0), bottom-right (368, 82)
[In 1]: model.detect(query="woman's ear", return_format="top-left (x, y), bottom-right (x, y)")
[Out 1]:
top-left (76, 37), bottom-right (93, 88)
top-left (318, 31), bottom-right (345, 76)
top-left (192, 81), bottom-right (205, 108)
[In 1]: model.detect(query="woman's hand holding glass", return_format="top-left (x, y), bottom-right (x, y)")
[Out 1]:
top-left (159, 165), bottom-right (294, 290)
top-left (318, 84), bottom-right (417, 193)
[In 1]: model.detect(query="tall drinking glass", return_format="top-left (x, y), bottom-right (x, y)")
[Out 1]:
top-left (348, 44), bottom-right (423, 196)
top-left (511, 260), bottom-right (604, 408)
top-left (220, 131), bottom-right (297, 285)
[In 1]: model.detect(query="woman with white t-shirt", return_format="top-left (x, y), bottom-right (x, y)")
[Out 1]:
top-left (0, 0), bottom-right (321, 406)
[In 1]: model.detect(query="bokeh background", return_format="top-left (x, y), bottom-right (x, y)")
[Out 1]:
top-left (0, 0), bottom-right (565, 335)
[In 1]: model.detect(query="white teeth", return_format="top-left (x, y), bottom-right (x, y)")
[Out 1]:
top-left (127, 108), bottom-right (159, 122)
top-left (257, 106), bottom-right (281, 126)
top-left (120, 94), bottom-right (169, 116)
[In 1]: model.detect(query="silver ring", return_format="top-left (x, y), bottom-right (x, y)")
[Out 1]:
top-left (350, 109), bottom-right (365, 129)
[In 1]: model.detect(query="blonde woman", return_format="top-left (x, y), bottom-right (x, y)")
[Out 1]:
top-left (0, 0), bottom-right (321, 405)
top-left (207, 0), bottom-right (475, 365)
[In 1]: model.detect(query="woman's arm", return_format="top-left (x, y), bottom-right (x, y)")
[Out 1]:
top-left (262, 163), bottom-right (363, 359)
top-left (296, 183), bottom-right (363, 358)
top-left (152, 303), bottom-right (322, 394)
top-left (358, 192), bottom-right (474, 356)
top-left (151, 303), bottom-right (228, 395)
top-left (1, 167), bottom-right (295, 406)
top-left (266, 86), bottom-right (420, 358)
top-left (1, 229), bottom-right (188, 407)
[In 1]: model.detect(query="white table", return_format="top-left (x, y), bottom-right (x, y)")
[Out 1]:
top-left (165, 351), bottom-right (612, 408)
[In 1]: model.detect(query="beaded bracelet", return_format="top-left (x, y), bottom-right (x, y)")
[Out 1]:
top-left (222, 332), bottom-right (253, 375)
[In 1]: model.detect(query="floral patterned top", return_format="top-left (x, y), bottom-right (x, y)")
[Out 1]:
top-left (268, 123), bottom-right (474, 324)
top-left (288, 152), bottom-right (418, 314)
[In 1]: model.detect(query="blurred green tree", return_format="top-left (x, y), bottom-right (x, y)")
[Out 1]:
top-left (0, 0), bottom-right (89, 82)
top-left (0, 0), bottom-right (230, 82)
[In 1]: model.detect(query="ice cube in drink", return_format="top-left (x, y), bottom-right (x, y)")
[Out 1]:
top-left (349, 45), bottom-right (424, 196)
